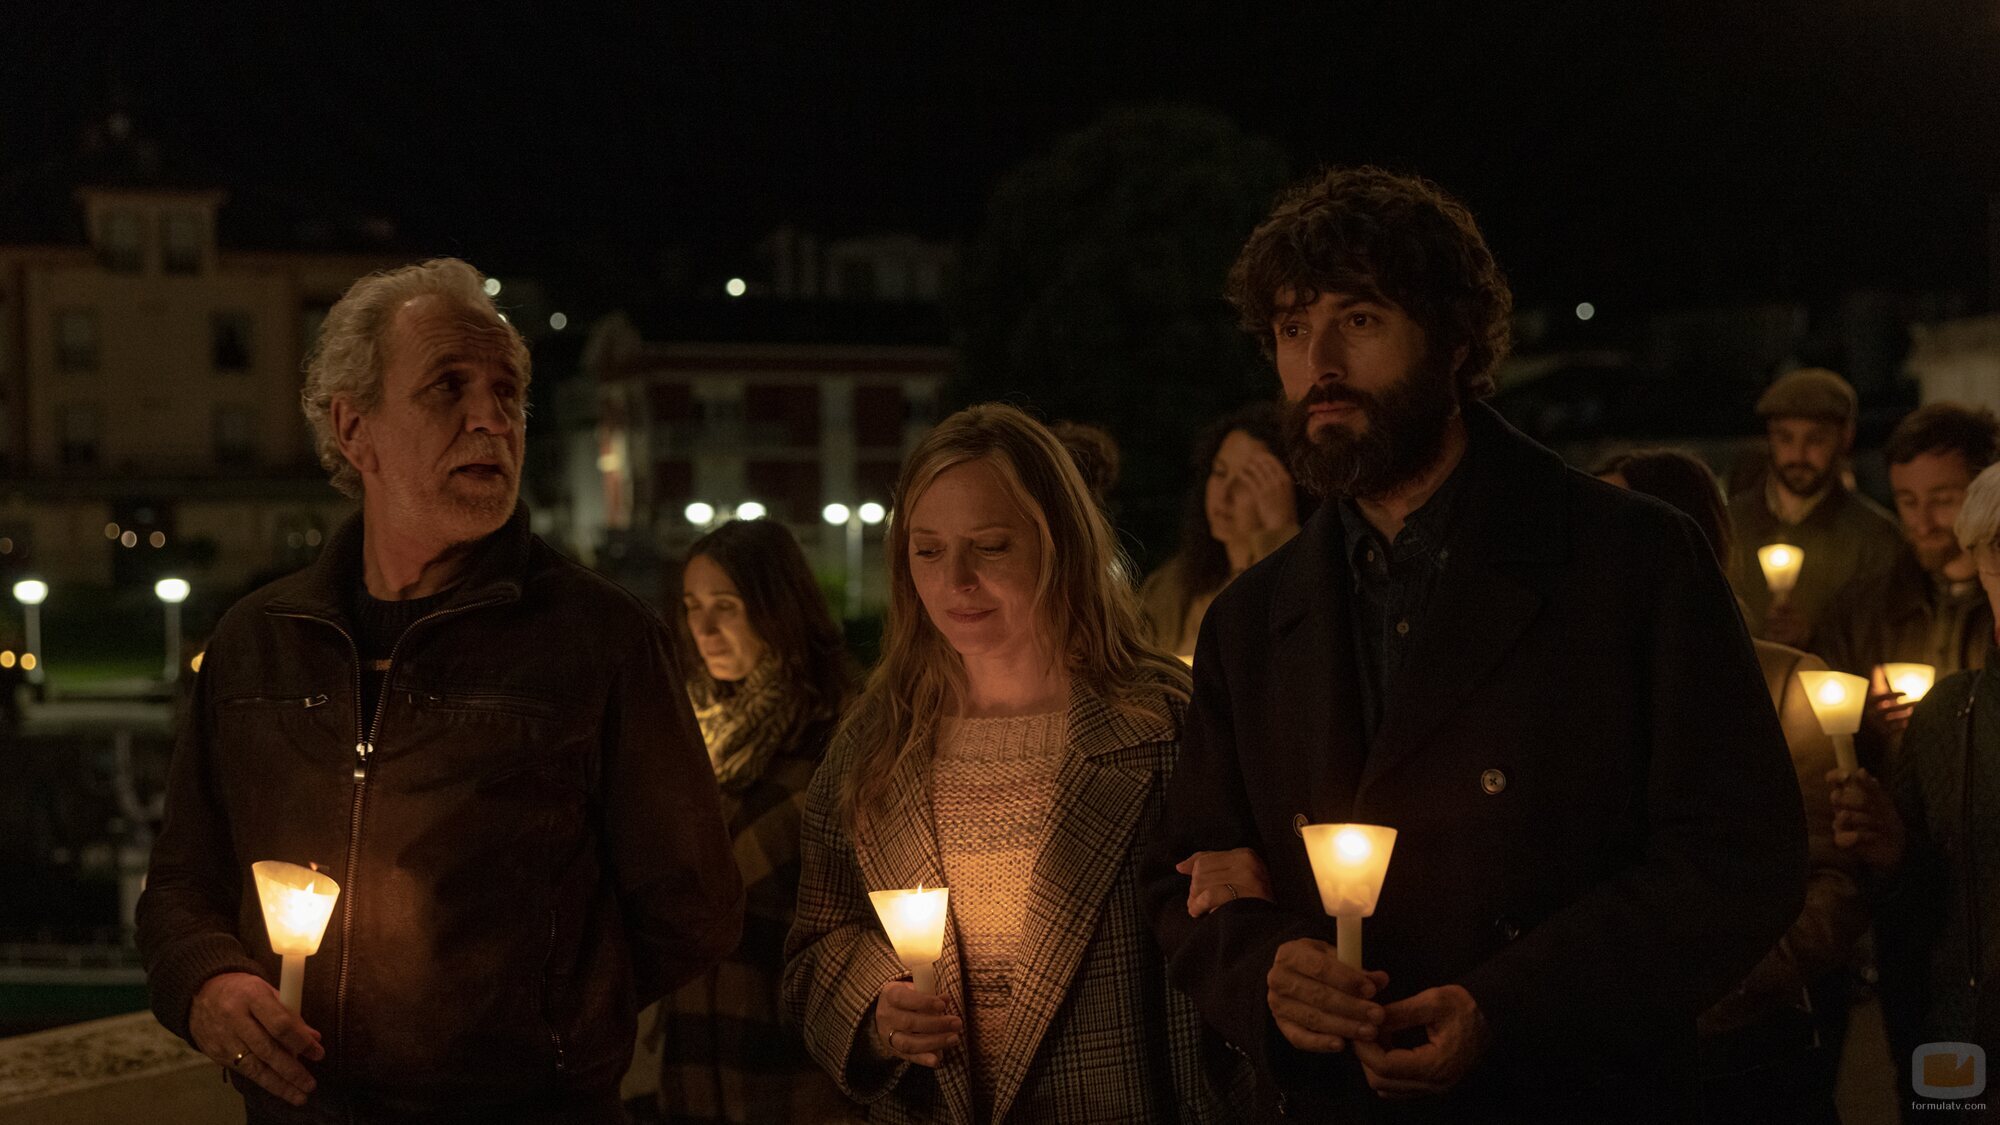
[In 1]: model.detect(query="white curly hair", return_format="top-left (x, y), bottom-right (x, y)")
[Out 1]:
top-left (300, 258), bottom-right (530, 498)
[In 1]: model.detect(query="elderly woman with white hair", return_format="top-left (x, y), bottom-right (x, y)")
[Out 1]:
top-left (1832, 459), bottom-right (2000, 1086)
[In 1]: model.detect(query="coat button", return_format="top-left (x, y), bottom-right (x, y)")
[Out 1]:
top-left (1292, 813), bottom-right (1308, 837)
top-left (1494, 915), bottom-right (1522, 942)
top-left (1480, 768), bottom-right (1507, 795)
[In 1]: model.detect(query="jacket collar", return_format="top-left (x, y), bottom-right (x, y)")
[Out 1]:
top-left (264, 502), bottom-right (534, 624)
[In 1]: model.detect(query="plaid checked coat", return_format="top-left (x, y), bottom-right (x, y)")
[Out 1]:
top-left (656, 714), bottom-right (859, 1124)
top-left (783, 676), bottom-right (1233, 1125)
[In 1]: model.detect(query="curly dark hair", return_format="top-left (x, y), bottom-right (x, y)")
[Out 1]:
top-left (1050, 420), bottom-right (1122, 505)
top-left (1883, 402), bottom-right (2000, 472)
top-left (1224, 166), bottom-right (1514, 400)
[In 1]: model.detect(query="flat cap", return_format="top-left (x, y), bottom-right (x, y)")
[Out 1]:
top-left (1756, 367), bottom-right (1857, 425)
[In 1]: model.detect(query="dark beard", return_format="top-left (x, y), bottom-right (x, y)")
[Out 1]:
top-left (1774, 461), bottom-right (1833, 499)
top-left (1281, 353), bottom-right (1460, 500)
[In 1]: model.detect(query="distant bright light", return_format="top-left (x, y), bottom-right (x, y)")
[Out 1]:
top-left (483, 278), bottom-right (502, 297)
top-left (149, 531), bottom-right (166, 548)
top-left (0, 651), bottom-right (14, 669)
top-left (104, 522), bottom-right (121, 540)
top-left (858, 502), bottom-right (887, 525)
top-left (190, 652), bottom-right (205, 674)
top-left (120, 531), bottom-right (138, 548)
top-left (735, 501), bottom-right (767, 521)
top-left (685, 502), bottom-right (716, 526)
top-left (1575, 302), bottom-right (1596, 321)
top-left (822, 503), bottom-right (851, 526)
top-left (19, 654), bottom-right (36, 672)
top-left (496, 313), bottom-right (509, 324)
top-left (155, 577), bottom-right (191, 604)
top-left (549, 312), bottom-right (568, 331)
top-left (12, 580), bottom-right (47, 606)
top-left (725, 278), bottom-right (747, 298)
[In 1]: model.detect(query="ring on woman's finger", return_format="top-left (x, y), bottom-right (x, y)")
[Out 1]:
top-left (230, 1050), bottom-right (248, 1069)
top-left (888, 1030), bottom-right (902, 1053)
top-left (1225, 882), bottom-right (1238, 902)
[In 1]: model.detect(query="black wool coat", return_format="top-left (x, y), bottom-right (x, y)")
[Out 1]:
top-left (1146, 404), bottom-right (1808, 1123)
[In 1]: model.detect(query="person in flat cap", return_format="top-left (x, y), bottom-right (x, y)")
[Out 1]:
top-left (1726, 367), bottom-right (1902, 650)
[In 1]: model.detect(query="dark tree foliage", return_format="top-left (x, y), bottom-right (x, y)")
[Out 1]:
top-left (949, 105), bottom-right (1291, 569)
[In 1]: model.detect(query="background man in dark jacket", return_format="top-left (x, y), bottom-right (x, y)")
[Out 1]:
top-left (1147, 167), bottom-right (1807, 1122)
top-left (136, 258), bottom-right (742, 1123)
top-left (1725, 368), bottom-right (1903, 651)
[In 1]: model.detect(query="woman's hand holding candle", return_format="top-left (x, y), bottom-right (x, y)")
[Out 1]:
top-left (869, 979), bottom-right (962, 1068)
top-left (1266, 938), bottom-right (1390, 1053)
top-left (1178, 847), bottom-right (1274, 916)
top-left (190, 972), bottom-right (324, 1107)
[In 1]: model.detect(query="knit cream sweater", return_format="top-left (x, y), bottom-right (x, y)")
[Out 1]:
top-left (931, 710), bottom-right (1069, 1112)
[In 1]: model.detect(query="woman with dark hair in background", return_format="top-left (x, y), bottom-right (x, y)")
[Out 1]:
top-left (1597, 449), bottom-right (1868, 1125)
top-left (660, 517), bottom-right (859, 1124)
top-left (1140, 402), bottom-right (1312, 659)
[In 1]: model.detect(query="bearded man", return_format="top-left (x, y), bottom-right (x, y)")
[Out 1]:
top-left (1144, 168), bottom-right (1806, 1122)
top-left (137, 259), bottom-right (741, 1123)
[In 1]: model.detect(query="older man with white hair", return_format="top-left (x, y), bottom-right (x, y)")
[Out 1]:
top-left (137, 259), bottom-right (742, 1123)
top-left (1832, 457), bottom-right (2000, 1101)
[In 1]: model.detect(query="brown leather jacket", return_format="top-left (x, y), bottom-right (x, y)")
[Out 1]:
top-left (136, 506), bottom-right (742, 1122)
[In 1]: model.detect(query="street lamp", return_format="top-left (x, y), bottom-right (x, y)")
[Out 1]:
top-left (735, 500), bottom-right (767, 521)
top-left (155, 577), bottom-right (190, 684)
top-left (12, 579), bottom-right (46, 687)
top-left (823, 502), bottom-right (886, 615)
top-left (684, 501), bottom-right (716, 527)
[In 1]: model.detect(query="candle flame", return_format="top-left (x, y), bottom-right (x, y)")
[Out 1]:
top-left (1815, 679), bottom-right (1848, 707)
top-left (1335, 828), bottom-right (1372, 862)
top-left (1769, 547), bottom-right (1793, 567)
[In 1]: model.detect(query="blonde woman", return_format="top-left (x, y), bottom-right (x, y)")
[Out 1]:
top-left (783, 404), bottom-right (1228, 1124)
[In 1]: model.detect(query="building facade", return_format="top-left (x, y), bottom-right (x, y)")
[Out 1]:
top-left (0, 186), bottom-right (393, 594)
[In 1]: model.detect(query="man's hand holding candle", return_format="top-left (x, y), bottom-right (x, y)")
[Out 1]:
top-left (1827, 767), bottom-right (1908, 872)
top-left (868, 979), bottom-right (962, 1068)
top-left (190, 972), bottom-right (324, 1107)
top-left (1266, 938), bottom-right (1390, 1052)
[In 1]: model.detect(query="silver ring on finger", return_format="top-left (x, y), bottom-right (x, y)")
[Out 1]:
top-left (1225, 882), bottom-right (1238, 902)
top-left (888, 1029), bottom-right (902, 1053)
top-left (230, 1050), bottom-right (248, 1069)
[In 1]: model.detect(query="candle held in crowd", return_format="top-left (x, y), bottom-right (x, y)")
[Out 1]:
top-left (1757, 544), bottom-right (1804, 604)
top-left (1299, 824), bottom-right (1396, 970)
top-left (868, 885), bottom-right (950, 995)
top-left (1797, 670), bottom-right (1868, 774)
top-left (1881, 662), bottom-right (1936, 704)
top-left (251, 861), bottom-right (341, 1012)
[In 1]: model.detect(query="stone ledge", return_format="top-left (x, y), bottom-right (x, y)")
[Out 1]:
top-left (0, 1010), bottom-right (241, 1125)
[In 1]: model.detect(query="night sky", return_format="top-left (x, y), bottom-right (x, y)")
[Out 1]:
top-left (3, 0), bottom-right (1996, 318)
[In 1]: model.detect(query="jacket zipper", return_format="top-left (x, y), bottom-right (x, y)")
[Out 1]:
top-left (269, 598), bottom-right (504, 1081)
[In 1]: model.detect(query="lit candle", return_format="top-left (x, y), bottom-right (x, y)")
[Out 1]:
top-left (1797, 670), bottom-right (1867, 774)
top-left (1757, 544), bottom-right (1804, 604)
top-left (868, 885), bottom-right (950, 995)
top-left (1299, 824), bottom-right (1397, 970)
top-left (1881, 662), bottom-right (1935, 704)
top-left (251, 861), bottom-right (341, 1012)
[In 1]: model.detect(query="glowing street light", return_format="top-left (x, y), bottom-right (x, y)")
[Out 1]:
top-left (156, 578), bottom-right (190, 684)
top-left (868, 885), bottom-right (950, 995)
top-left (1575, 302), bottom-right (1596, 321)
top-left (252, 861), bottom-right (341, 1013)
top-left (725, 278), bottom-right (747, 298)
top-left (1301, 823), bottom-right (1398, 970)
top-left (482, 277), bottom-right (502, 297)
top-left (858, 502), bottom-right (887, 525)
top-left (685, 502), bottom-right (716, 526)
top-left (548, 311), bottom-right (568, 331)
top-left (12, 579), bottom-right (47, 687)
top-left (735, 501), bottom-right (767, 521)
top-left (821, 503), bottom-right (851, 526)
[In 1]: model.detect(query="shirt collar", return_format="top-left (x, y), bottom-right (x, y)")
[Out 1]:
top-left (1336, 430), bottom-right (1478, 567)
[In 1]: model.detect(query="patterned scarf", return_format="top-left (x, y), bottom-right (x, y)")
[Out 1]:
top-left (690, 656), bottom-right (813, 793)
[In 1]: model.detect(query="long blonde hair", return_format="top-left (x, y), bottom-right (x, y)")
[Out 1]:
top-left (838, 403), bottom-right (1188, 828)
